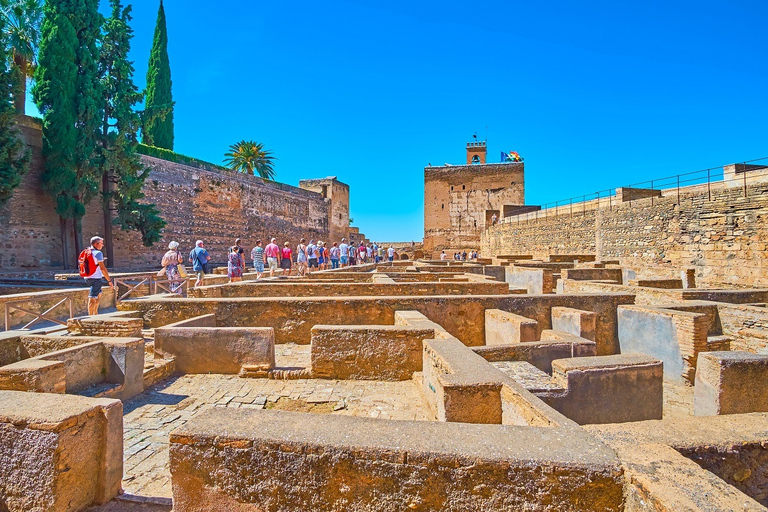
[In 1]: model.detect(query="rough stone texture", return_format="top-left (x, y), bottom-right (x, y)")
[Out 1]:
top-left (424, 162), bottom-right (525, 251)
top-left (67, 312), bottom-right (143, 338)
top-left (551, 306), bottom-right (597, 341)
top-left (169, 408), bottom-right (624, 512)
top-left (121, 293), bottom-right (633, 352)
top-left (482, 176), bottom-right (768, 288)
top-left (561, 267), bottom-right (623, 283)
top-left (694, 351), bottom-right (768, 416)
top-left (484, 309), bottom-right (538, 345)
top-left (547, 354), bottom-right (664, 425)
top-left (503, 266), bottom-right (554, 294)
top-left (589, 413), bottom-right (768, 510)
top-left (154, 326), bottom-right (275, 374)
top-left (473, 332), bottom-right (596, 374)
top-left (310, 325), bottom-right (434, 380)
top-left (0, 118), bottom-right (349, 270)
top-left (298, 177), bottom-right (350, 242)
top-left (0, 390), bottom-right (122, 511)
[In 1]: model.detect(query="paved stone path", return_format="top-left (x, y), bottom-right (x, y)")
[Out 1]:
top-left (121, 344), bottom-right (432, 498)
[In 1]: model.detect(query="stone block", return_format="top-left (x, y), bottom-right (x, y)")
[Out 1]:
top-left (154, 326), bottom-right (275, 374)
top-left (310, 325), bottom-right (433, 380)
top-left (485, 309), bottom-right (538, 346)
top-left (551, 306), bottom-right (597, 341)
top-left (67, 311), bottom-right (143, 338)
top-left (694, 351), bottom-right (768, 416)
top-left (548, 354), bottom-right (664, 424)
top-left (0, 390), bottom-right (122, 511)
top-left (0, 359), bottom-right (65, 393)
top-left (169, 408), bottom-right (623, 511)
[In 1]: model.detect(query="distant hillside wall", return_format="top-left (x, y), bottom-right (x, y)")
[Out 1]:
top-left (0, 117), bottom-right (345, 270)
top-left (482, 179), bottom-right (768, 288)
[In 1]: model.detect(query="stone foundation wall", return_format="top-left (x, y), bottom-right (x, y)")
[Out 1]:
top-left (482, 180), bottom-right (768, 287)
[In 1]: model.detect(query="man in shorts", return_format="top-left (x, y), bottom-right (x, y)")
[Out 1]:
top-left (251, 239), bottom-right (265, 279)
top-left (189, 240), bottom-right (210, 287)
top-left (264, 238), bottom-right (280, 277)
top-left (82, 236), bottom-right (115, 316)
top-left (307, 240), bottom-right (318, 271)
top-left (339, 238), bottom-right (349, 267)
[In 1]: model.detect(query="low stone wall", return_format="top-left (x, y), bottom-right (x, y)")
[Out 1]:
top-left (0, 391), bottom-right (123, 511)
top-left (310, 325), bottom-right (434, 380)
top-left (694, 351), bottom-right (768, 416)
top-left (546, 354), bottom-right (664, 425)
top-left (503, 266), bottom-right (554, 294)
top-left (169, 408), bottom-right (624, 511)
top-left (551, 306), bottom-right (596, 341)
top-left (124, 293), bottom-right (633, 351)
top-left (154, 316), bottom-right (275, 374)
top-left (192, 280), bottom-right (510, 298)
top-left (561, 268), bottom-right (623, 283)
top-left (67, 311), bottom-right (143, 338)
top-left (618, 304), bottom-right (709, 383)
top-left (485, 309), bottom-right (538, 345)
top-left (0, 336), bottom-right (144, 400)
top-left (717, 303), bottom-right (768, 353)
top-left (473, 332), bottom-right (597, 374)
top-left (628, 278), bottom-right (683, 289)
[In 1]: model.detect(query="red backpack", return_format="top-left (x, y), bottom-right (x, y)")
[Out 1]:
top-left (78, 248), bottom-right (97, 278)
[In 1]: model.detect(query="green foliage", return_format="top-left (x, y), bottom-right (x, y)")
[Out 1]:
top-left (99, 0), bottom-right (164, 247)
top-left (32, 6), bottom-right (79, 218)
top-left (138, 143), bottom-right (229, 173)
top-left (223, 140), bottom-right (276, 180)
top-left (142, 0), bottom-right (173, 150)
top-left (0, 5), bottom-right (29, 205)
top-left (0, 0), bottom-right (42, 114)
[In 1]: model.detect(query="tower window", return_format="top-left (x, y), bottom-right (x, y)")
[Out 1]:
top-left (462, 185), bottom-right (465, 190)
top-left (471, 155), bottom-right (480, 164)
top-left (451, 186), bottom-right (454, 191)
top-left (442, 204), bottom-right (444, 210)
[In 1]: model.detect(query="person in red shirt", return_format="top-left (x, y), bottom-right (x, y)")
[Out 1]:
top-left (264, 238), bottom-right (281, 278)
top-left (280, 242), bottom-right (293, 276)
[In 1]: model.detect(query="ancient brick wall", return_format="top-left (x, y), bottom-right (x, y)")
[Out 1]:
top-left (424, 162), bottom-right (524, 252)
top-left (0, 118), bottom-right (343, 270)
top-left (482, 180), bottom-right (768, 287)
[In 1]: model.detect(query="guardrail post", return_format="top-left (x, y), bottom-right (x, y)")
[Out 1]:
top-left (582, 195), bottom-right (586, 216)
top-left (68, 296), bottom-right (74, 322)
top-left (4, 304), bottom-right (8, 331)
top-left (744, 169), bottom-right (748, 197)
top-left (651, 180), bottom-right (654, 206)
top-left (677, 175), bottom-right (680, 204)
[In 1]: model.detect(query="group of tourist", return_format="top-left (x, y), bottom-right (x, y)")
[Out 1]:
top-left (440, 250), bottom-right (479, 261)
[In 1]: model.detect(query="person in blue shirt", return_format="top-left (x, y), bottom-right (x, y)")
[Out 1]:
top-left (188, 240), bottom-right (211, 287)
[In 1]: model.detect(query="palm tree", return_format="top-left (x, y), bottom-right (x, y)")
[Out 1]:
top-left (1, 0), bottom-right (42, 114)
top-left (223, 140), bottom-right (276, 180)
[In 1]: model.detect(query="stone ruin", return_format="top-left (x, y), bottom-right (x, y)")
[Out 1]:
top-left (0, 257), bottom-right (767, 511)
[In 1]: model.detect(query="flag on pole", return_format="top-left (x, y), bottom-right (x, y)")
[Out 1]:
top-left (501, 151), bottom-right (523, 162)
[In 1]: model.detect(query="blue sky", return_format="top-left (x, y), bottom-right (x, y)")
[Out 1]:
top-left (28, 1), bottom-right (768, 241)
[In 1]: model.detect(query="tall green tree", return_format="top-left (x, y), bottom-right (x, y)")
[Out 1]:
top-left (33, 0), bottom-right (103, 266)
top-left (224, 140), bottom-right (276, 180)
top-left (32, 5), bottom-right (78, 266)
top-left (142, 0), bottom-right (173, 150)
top-left (98, 0), bottom-right (164, 258)
top-left (0, 0), bottom-right (42, 114)
top-left (0, 1), bottom-right (29, 205)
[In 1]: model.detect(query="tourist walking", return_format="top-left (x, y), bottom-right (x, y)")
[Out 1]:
top-left (317, 241), bottom-right (327, 271)
top-left (339, 238), bottom-right (349, 267)
top-left (228, 241), bottom-right (245, 282)
top-left (358, 243), bottom-right (367, 264)
top-left (388, 245), bottom-right (395, 262)
top-left (79, 236), bottom-right (115, 316)
top-left (330, 242), bottom-right (340, 269)
top-left (161, 241), bottom-right (185, 295)
top-left (280, 242), bottom-right (293, 276)
top-left (440, 250), bottom-right (447, 260)
top-left (189, 240), bottom-right (210, 287)
top-left (307, 240), bottom-right (318, 272)
top-left (265, 238), bottom-right (280, 278)
top-left (296, 238), bottom-right (308, 277)
top-left (251, 240), bottom-right (265, 279)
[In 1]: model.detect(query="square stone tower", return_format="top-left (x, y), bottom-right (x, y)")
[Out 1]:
top-left (424, 141), bottom-right (525, 252)
top-left (299, 177), bottom-right (350, 242)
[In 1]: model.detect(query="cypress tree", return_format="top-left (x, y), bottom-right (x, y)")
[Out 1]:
top-left (98, 0), bottom-right (164, 256)
top-left (143, 0), bottom-right (173, 150)
top-left (0, 4), bottom-right (30, 206)
top-left (33, 0), bottom-right (104, 265)
top-left (32, 5), bottom-right (78, 266)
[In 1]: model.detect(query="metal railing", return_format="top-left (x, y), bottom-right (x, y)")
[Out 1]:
top-left (114, 275), bottom-right (190, 303)
top-left (500, 157), bottom-right (768, 225)
top-left (4, 292), bottom-right (74, 331)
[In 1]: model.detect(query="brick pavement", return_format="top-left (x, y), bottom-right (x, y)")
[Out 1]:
top-left (121, 344), bottom-right (432, 498)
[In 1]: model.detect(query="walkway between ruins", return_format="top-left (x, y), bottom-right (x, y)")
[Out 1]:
top-left (120, 344), bottom-right (432, 498)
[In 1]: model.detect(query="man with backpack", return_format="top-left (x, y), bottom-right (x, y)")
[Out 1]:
top-left (79, 236), bottom-right (115, 316)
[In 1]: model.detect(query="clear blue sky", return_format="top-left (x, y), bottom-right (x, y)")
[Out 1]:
top-left (28, 1), bottom-right (768, 241)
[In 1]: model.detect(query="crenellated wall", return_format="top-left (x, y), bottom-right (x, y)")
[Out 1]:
top-left (0, 117), bottom-right (350, 270)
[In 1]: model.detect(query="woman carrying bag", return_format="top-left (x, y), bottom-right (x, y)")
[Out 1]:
top-left (161, 241), bottom-right (185, 295)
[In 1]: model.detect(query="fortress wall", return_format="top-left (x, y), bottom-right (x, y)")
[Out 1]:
top-left (0, 117), bottom-right (340, 271)
top-left (482, 180), bottom-right (768, 288)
